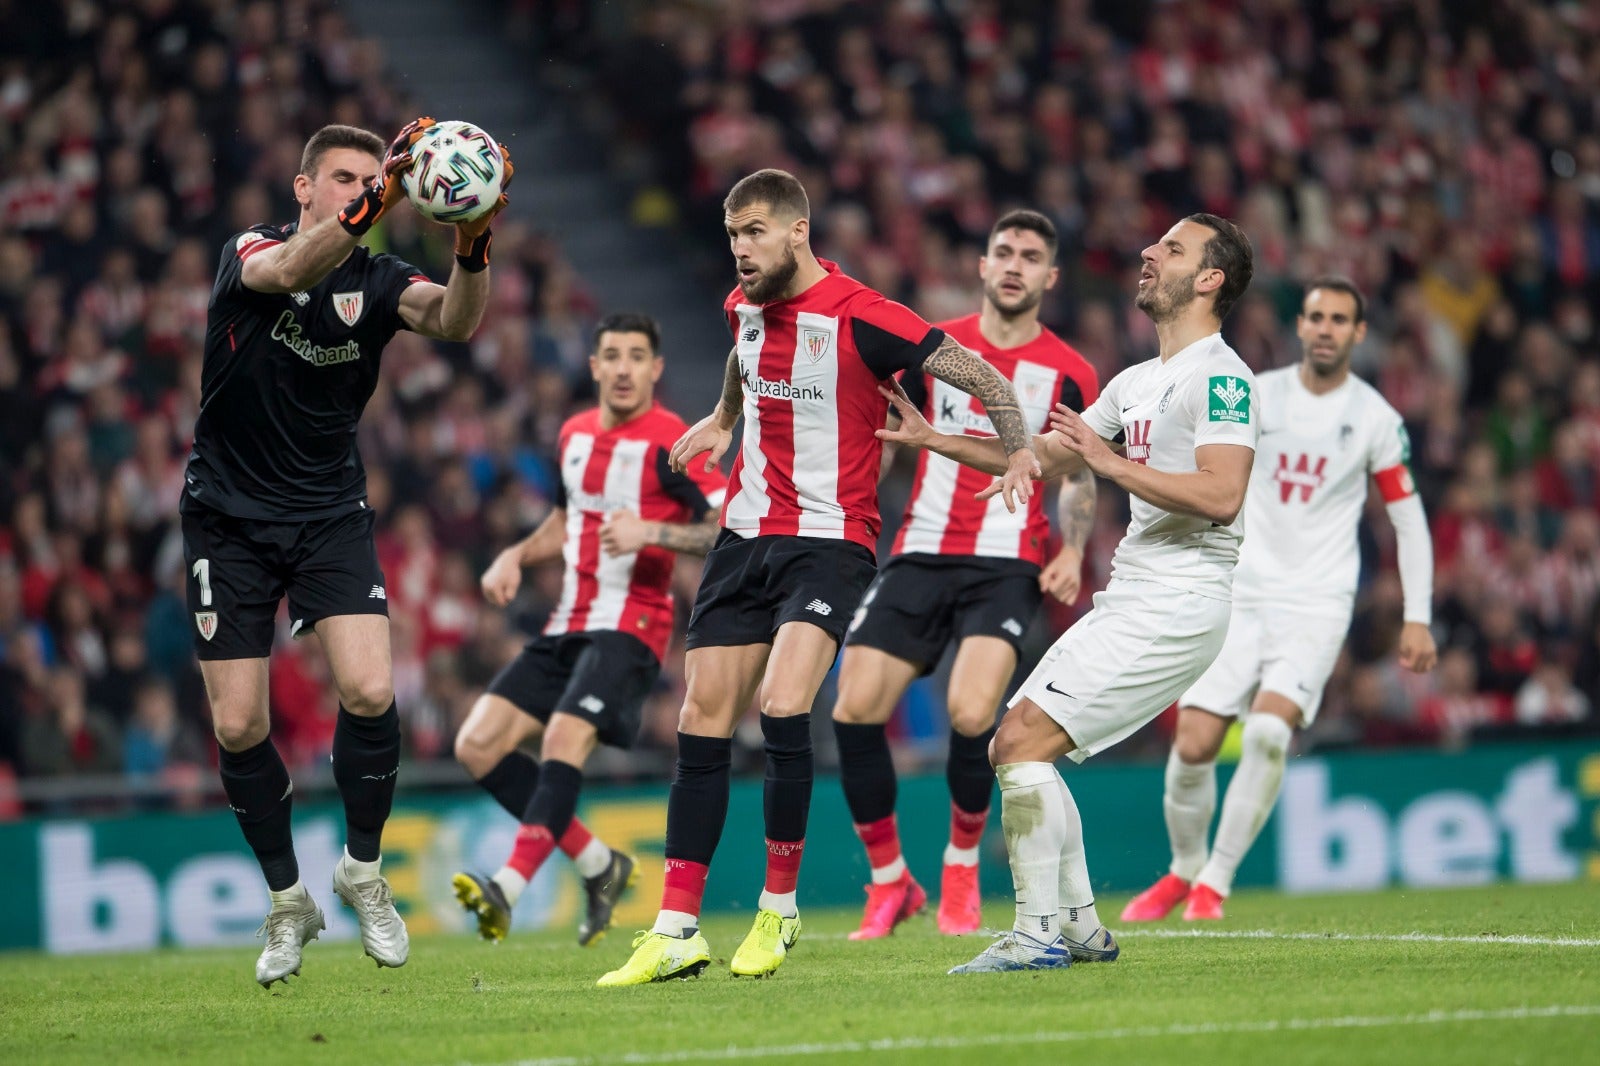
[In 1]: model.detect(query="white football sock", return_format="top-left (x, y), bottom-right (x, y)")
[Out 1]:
top-left (996, 762), bottom-right (1066, 940)
top-left (870, 856), bottom-right (908, 884)
top-left (758, 889), bottom-right (798, 917)
top-left (652, 909), bottom-right (698, 937)
top-left (1198, 713), bottom-right (1293, 896)
top-left (943, 844), bottom-right (979, 866)
top-left (492, 868), bottom-right (528, 906)
top-left (1053, 770), bottom-right (1100, 937)
top-left (340, 849), bottom-right (381, 883)
top-left (1164, 748), bottom-right (1217, 882)
top-left (268, 881), bottom-right (308, 908)
top-left (572, 837), bottom-right (612, 880)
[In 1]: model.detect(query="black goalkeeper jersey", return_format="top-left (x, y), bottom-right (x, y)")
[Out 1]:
top-left (182, 223), bottom-right (429, 522)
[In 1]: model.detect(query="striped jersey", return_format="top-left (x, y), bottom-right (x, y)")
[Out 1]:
top-left (891, 314), bottom-right (1100, 565)
top-left (722, 259), bottom-right (943, 551)
top-left (544, 404), bottom-right (726, 659)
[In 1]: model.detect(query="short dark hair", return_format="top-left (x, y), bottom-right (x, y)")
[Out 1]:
top-left (724, 168), bottom-right (810, 221)
top-left (989, 209), bottom-right (1059, 262)
top-left (1302, 275), bottom-right (1367, 324)
top-left (592, 312), bottom-right (662, 355)
top-left (300, 125), bottom-right (385, 178)
top-left (1184, 212), bottom-right (1253, 321)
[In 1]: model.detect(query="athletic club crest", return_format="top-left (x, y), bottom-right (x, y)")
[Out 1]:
top-left (333, 291), bottom-right (365, 327)
top-left (800, 328), bottom-right (831, 363)
top-left (195, 611), bottom-right (218, 641)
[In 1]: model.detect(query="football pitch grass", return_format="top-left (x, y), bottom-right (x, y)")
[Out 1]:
top-left (2, 882), bottom-right (1596, 1066)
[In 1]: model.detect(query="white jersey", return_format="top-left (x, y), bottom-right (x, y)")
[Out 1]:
top-left (1080, 333), bottom-right (1258, 600)
top-left (1231, 366), bottom-right (1414, 616)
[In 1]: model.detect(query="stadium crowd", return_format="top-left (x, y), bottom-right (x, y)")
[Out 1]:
top-left (3, 0), bottom-right (1599, 805)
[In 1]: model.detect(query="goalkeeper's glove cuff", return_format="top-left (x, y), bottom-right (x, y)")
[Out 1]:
top-left (455, 228), bottom-right (493, 273)
top-left (338, 188), bottom-right (384, 236)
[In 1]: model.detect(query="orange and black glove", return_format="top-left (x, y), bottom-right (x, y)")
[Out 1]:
top-left (338, 116), bottom-right (436, 236)
top-left (454, 143), bottom-right (513, 272)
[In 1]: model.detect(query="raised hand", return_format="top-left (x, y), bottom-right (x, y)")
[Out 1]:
top-left (670, 412), bottom-right (733, 474)
top-left (1047, 404), bottom-right (1117, 475)
top-left (874, 382), bottom-right (936, 449)
top-left (479, 548), bottom-right (522, 607)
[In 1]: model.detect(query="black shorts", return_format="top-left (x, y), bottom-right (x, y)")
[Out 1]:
top-left (844, 553), bottom-right (1042, 673)
top-left (181, 505), bottom-right (387, 660)
top-left (685, 531), bottom-right (878, 649)
top-left (486, 631), bottom-right (660, 750)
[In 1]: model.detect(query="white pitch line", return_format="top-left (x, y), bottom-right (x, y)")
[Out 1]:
top-left (1115, 928), bottom-right (1600, 948)
top-left (807, 927), bottom-right (1600, 947)
top-left (487, 1004), bottom-right (1600, 1066)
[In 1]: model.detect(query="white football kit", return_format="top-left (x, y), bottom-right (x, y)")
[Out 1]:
top-left (1180, 366), bottom-right (1431, 723)
top-left (1011, 334), bottom-right (1258, 760)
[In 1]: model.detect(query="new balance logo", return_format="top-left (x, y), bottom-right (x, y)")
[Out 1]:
top-left (805, 599), bottom-right (832, 616)
top-left (369, 585), bottom-right (386, 600)
top-left (578, 695), bottom-right (606, 714)
top-left (742, 327), bottom-right (760, 342)
top-left (1001, 618), bottom-right (1024, 637)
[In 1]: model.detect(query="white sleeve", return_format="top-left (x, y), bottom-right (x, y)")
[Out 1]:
top-left (1078, 368), bottom-right (1123, 441)
top-left (1188, 367), bottom-right (1258, 450)
top-left (1385, 493), bottom-right (1434, 624)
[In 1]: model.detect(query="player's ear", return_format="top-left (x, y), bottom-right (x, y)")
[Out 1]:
top-left (293, 172), bottom-right (312, 208)
top-left (1045, 264), bottom-right (1060, 291)
top-left (978, 255), bottom-right (990, 282)
top-left (589, 353), bottom-right (601, 383)
top-left (1195, 266), bottom-right (1224, 298)
top-left (790, 214), bottom-right (809, 247)
top-left (1353, 319), bottom-right (1368, 346)
top-left (650, 353), bottom-right (664, 384)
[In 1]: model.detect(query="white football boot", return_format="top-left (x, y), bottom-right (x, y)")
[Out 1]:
top-left (255, 891), bottom-right (327, 987)
top-left (333, 856), bottom-right (409, 968)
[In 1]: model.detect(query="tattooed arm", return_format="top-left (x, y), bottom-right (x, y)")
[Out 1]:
top-left (920, 335), bottom-right (1040, 512)
top-left (1039, 466), bottom-right (1097, 604)
top-left (669, 346), bottom-right (742, 473)
top-left (600, 511), bottom-right (721, 557)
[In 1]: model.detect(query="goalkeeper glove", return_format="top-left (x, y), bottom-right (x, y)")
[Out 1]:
top-left (454, 143), bottom-right (514, 272)
top-left (338, 116), bottom-right (436, 236)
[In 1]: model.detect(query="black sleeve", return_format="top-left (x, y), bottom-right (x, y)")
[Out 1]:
top-left (212, 226), bottom-right (283, 306)
top-left (852, 321), bottom-right (945, 380)
top-left (1058, 375), bottom-right (1086, 414)
top-left (551, 461), bottom-right (568, 510)
top-left (654, 447), bottom-right (715, 519)
top-left (898, 367), bottom-right (929, 411)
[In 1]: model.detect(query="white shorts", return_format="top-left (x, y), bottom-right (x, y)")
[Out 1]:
top-left (1010, 579), bottom-right (1232, 763)
top-left (1178, 603), bottom-right (1349, 725)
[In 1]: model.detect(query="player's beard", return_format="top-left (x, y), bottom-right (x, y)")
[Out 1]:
top-left (984, 279), bottom-right (1043, 319)
top-left (1305, 341), bottom-right (1352, 379)
top-left (1135, 266), bottom-right (1200, 322)
top-left (739, 244), bottom-right (800, 304)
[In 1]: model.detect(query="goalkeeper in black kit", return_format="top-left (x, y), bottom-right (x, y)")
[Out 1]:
top-left (180, 118), bottom-right (511, 986)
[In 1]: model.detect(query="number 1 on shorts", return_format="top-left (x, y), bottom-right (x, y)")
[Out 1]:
top-left (192, 558), bottom-right (213, 607)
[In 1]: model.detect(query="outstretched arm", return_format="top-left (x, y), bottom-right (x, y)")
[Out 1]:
top-left (876, 383), bottom-right (1084, 479)
top-left (921, 335), bottom-right (1039, 510)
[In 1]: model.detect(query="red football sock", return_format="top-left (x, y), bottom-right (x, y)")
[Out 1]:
top-left (507, 824), bottom-right (557, 880)
top-left (854, 815), bottom-right (903, 870)
top-left (764, 838), bottom-right (805, 894)
top-left (557, 817), bottom-right (594, 858)
top-left (661, 858), bottom-right (710, 915)
top-left (949, 803), bottom-right (988, 853)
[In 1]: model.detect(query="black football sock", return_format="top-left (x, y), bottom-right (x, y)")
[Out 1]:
top-left (947, 726), bottom-right (997, 815)
top-left (834, 719), bottom-right (896, 825)
top-left (332, 702), bottom-right (400, 863)
top-left (521, 758), bottom-right (583, 836)
top-left (478, 751), bottom-right (540, 819)
top-left (762, 713), bottom-right (813, 844)
top-left (219, 738), bottom-right (299, 892)
top-left (663, 733), bottom-right (733, 865)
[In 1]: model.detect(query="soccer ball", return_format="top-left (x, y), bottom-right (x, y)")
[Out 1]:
top-left (401, 119), bottom-right (506, 225)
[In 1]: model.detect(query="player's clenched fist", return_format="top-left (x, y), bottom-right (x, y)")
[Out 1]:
top-left (670, 412), bottom-right (732, 474)
top-left (1039, 545), bottom-right (1084, 605)
top-left (599, 510), bottom-right (651, 556)
top-left (480, 547), bottom-right (523, 607)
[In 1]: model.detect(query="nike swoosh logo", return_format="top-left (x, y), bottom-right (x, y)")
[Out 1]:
top-left (1044, 680), bottom-right (1077, 700)
top-left (1120, 405), bottom-right (1136, 414)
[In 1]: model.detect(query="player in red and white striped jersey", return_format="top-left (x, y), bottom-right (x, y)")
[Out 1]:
top-left (600, 169), bottom-right (1040, 986)
top-left (451, 313), bottom-right (725, 947)
top-left (832, 210), bottom-right (1102, 940)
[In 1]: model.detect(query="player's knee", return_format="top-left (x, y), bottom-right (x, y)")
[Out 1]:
top-left (337, 675), bottom-right (395, 717)
top-left (946, 697), bottom-right (998, 739)
top-left (453, 723), bottom-right (500, 777)
top-left (758, 688), bottom-right (812, 719)
top-left (830, 685), bottom-right (887, 725)
top-left (1173, 730), bottom-right (1223, 766)
top-left (213, 714), bottom-right (268, 752)
top-left (988, 717), bottom-right (1026, 765)
top-left (1241, 713), bottom-right (1293, 763)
